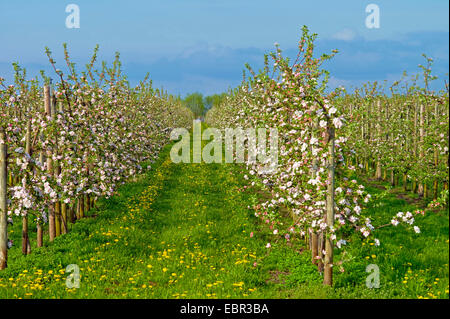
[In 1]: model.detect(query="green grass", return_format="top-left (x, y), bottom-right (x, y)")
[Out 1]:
top-left (0, 142), bottom-right (277, 298)
top-left (256, 179), bottom-right (449, 299)
top-left (329, 180), bottom-right (449, 299)
top-left (0, 137), bottom-right (448, 299)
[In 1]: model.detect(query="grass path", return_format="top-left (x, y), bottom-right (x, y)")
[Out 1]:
top-left (0, 143), bottom-right (278, 298)
top-left (0, 139), bottom-right (448, 299)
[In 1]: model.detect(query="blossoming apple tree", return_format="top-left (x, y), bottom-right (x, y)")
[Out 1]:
top-left (0, 45), bottom-right (194, 269)
top-left (206, 26), bottom-right (425, 286)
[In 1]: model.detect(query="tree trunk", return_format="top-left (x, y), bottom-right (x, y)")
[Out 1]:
top-left (61, 202), bottom-right (68, 234)
top-left (22, 118), bottom-right (32, 255)
top-left (22, 216), bottom-right (29, 255)
top-left (375, 100), bottom-right (382, 180)
top-left (310, 119), bottom-right (319, 266)
top-left (324, 127), bottom-right (335, 286)
top-left (375, 162), bottom-right (382, 180)
top-left (55, 201), bottom-right (61, 237)
top-left (318, 232), bottom-right (325, 273)
top-left (79, 196), bottom-right (85, 219)
top-left (418, 102), bottom-right (424, 196)
top-left (37, 224), bottom-right (43, 248)
top-left (311, 232), bottom-right (318, 265)
top-left (0, 128), bottom-right (8, 270)
top-left (70, 203), bottom-right (76, 223)
top-left (84, 194), bottom-right (90, 214)
top-left (45, 86), bottom-right (56, 242)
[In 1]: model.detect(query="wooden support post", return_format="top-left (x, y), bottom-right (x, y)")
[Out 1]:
top-left (418, 102), bottom-right (425, 196)
top-left (55, 201), bottom-right (61, 237)
top-left (311, 232), bottom-right (318, 265)
top-left (318, 232), bottom-right (324, 273)
top-left (0, 127), bottom-right (8, 270)
top-left (37, 224), bottom-right (43, 248)
top-left (79, 196), bottom-right (85, 219)
top-left (44, 85), bottom-right (56, 242)
top-left (84, 194), bottom-right (90, 214)
top-left (375, 102), bottom-right (382, 179)
top-left (324, 127), bottom-right (335, 286)
top-left (70, 203), bottom-right (76, 223)
top-left (434, 137), bottom-right (439, 200)
top-left (61, 202), bottom-right (68, 234)
top-left (22, 118), bottom-right (32, 255)
top-left (310, 119), bottom-right (319, 267)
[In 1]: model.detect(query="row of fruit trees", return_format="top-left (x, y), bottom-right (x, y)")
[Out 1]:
top-left (206, 26), bottom-right (449, 285)
top-left (0, 46), bottom-right (194, 270)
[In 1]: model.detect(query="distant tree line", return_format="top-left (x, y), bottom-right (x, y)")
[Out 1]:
top-left (182, 92), bottom-right (227, 119)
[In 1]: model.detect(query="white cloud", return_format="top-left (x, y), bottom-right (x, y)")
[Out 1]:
top-left (332, 28), bottom-right (357, 41)
top-left (327, 76), bottom-right (353, 88)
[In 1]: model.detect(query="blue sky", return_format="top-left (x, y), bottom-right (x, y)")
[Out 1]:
top-left (0, 0), bottom-right (448, 95)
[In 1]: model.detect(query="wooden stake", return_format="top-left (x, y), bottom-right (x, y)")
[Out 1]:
top-left (310, 119), bottom-right (319, 267)
top-left (55, 201), bottom-right (61, 237)
top-left (44, 85), bottom-right (56, 242)
top-left (318, 232), bottom-right (324, 272)
top-left (84, 194), bottom-right (90, 214)
top-left (311, 232), bottom-right (318, 265)
top-left (375, 100), bottom-right (382, 180)
top-left (0, 127), bottom-right (8, 269)
top-left (79, 196), bottom-right (85, 219)
top-left (37, 224), bottom-right (43, 248)
top-left (70, 203), bottom-right (76, 223)
top-left (22, 215), bottom-right (29, 255)
top-left (324, 127), bottom-right (335, 286)
top-left (418, 102), bottom-right (424, 196)
top-left (61, 202), bottom-right (68, 234)
top-left (22, 118), bottom-right (32, 255)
